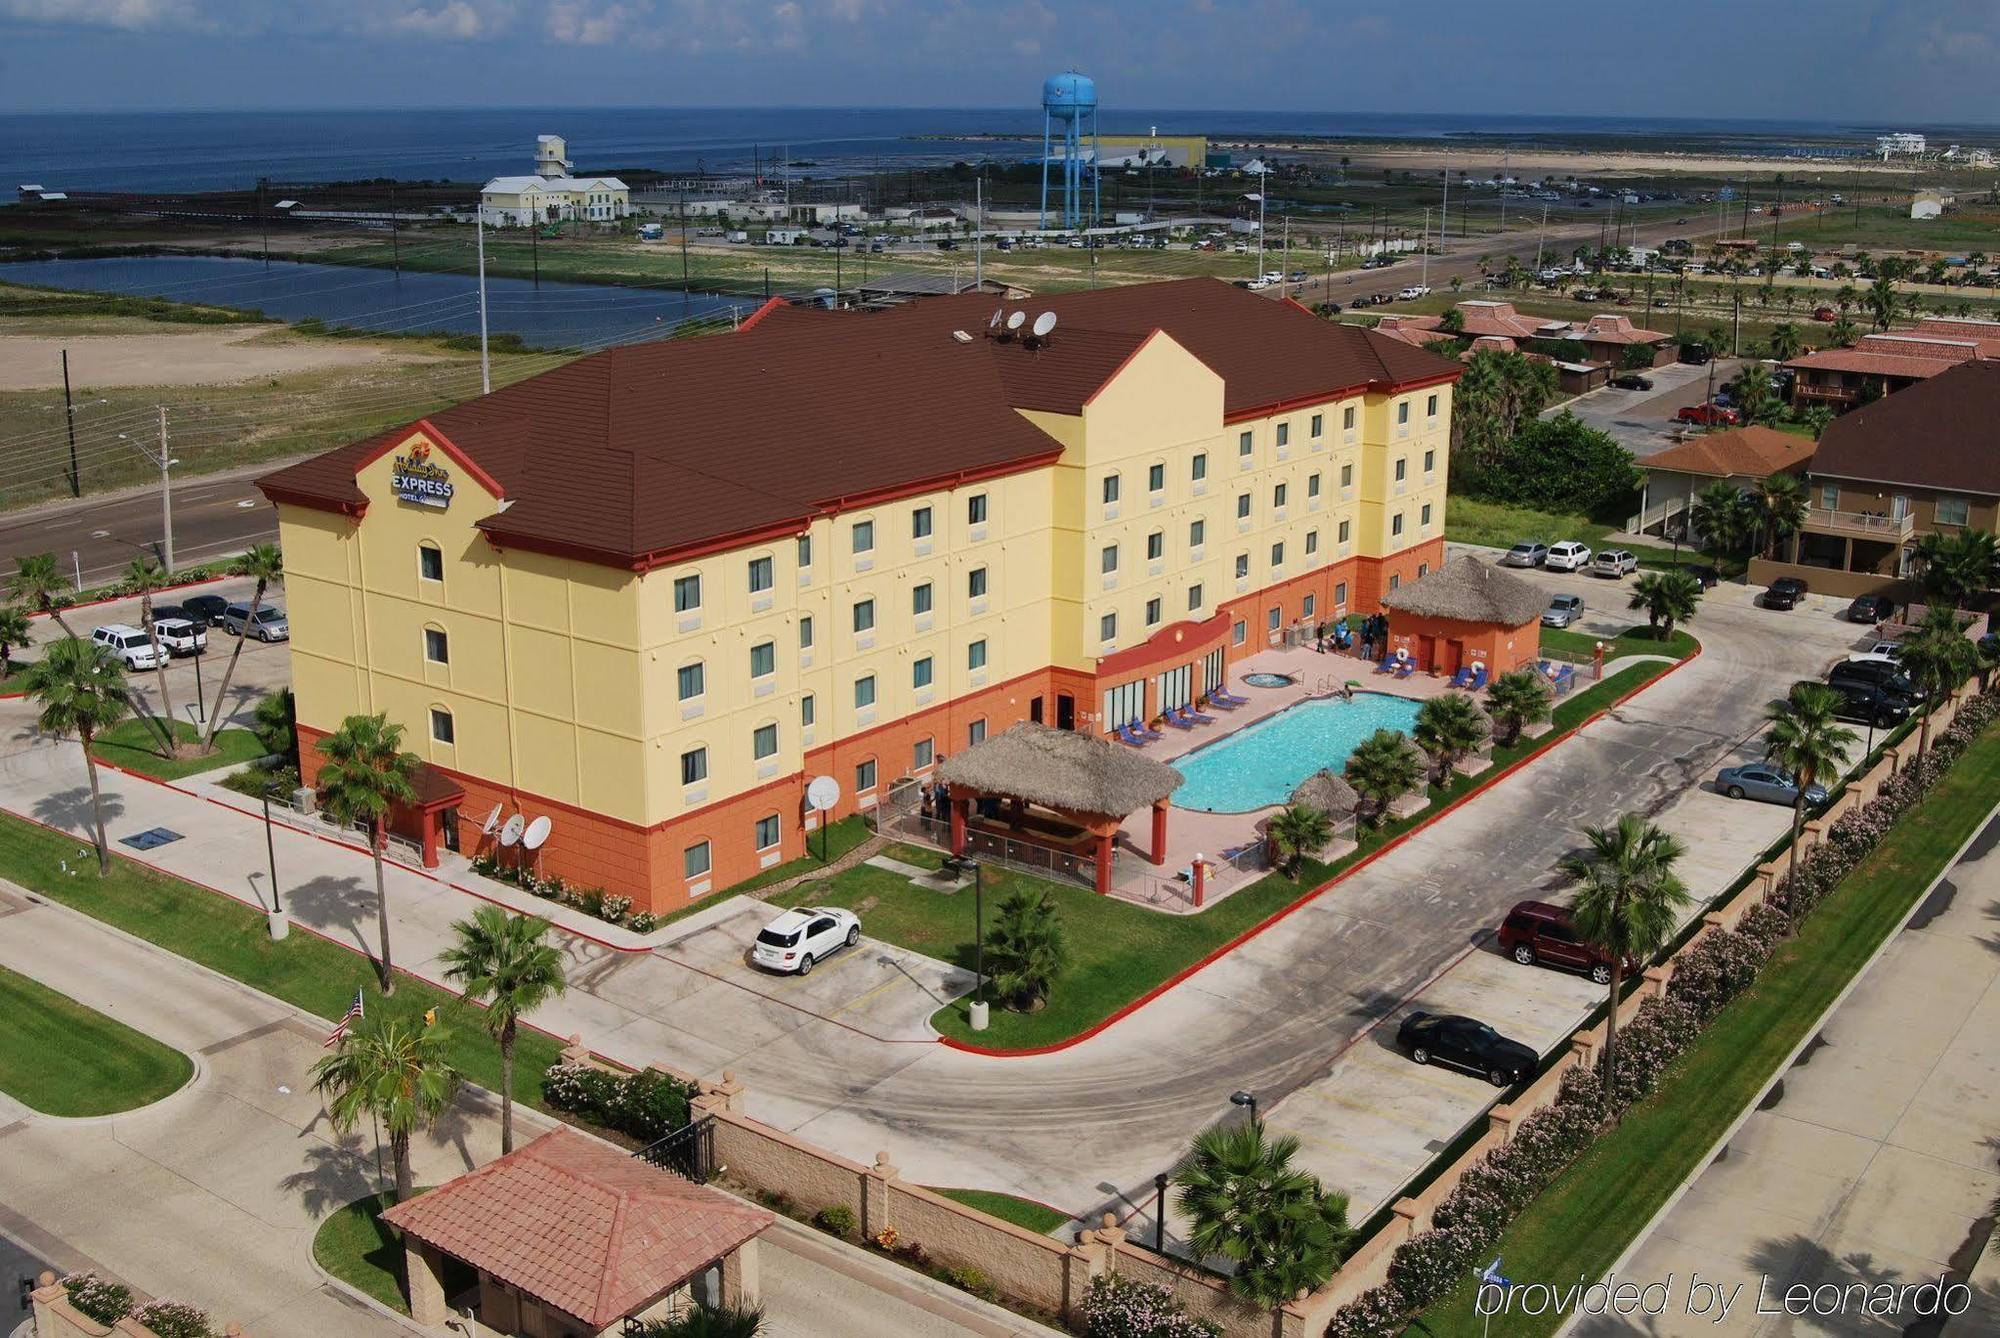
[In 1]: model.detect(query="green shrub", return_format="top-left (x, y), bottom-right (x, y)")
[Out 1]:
top-left (941, 1264), bottom-right (996, 1300)
top-left (815, 1205), bottom-right (856, 1237)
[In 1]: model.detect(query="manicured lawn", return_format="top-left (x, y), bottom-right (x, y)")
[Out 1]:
top-left (1414, 719), bottom-right (2000, 1337)
top-left (806, 657), bottom-right (1678, 1049)
top-left (0, 964), bottom-right (193, 1116)
top-left (89, 718), bottom-right (266, 780)
top-left (933, 1188), bottom-right (1072, 1235)
top-left (313, 1190), bottom-right (474, 1314)
top-left (1444, 497), bottom-right (1733, 578)
top-left (0, 661), bottom-right (30, 696)
top-left (1540, 624), bottom-right (1698, 662)
top-left (0, 812), bottom-right (564, 1108)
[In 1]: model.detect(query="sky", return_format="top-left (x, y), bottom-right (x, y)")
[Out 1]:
top-left (1, 0), bottom-right (1998, 123)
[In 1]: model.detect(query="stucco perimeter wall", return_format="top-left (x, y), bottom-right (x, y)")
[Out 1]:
top-left (27, 1277), bottom-right (247, 1338)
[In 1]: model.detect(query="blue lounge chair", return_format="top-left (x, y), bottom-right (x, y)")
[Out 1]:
top-left (1130, 717), bottom-right (1164, 742)
top-left (1204, 693), bottom-right (1240, 711)
top-left (1394, 660), bottom-right (1417, 679)
top-left (1163, 710), bottom-right (1196, 730)
top-left (1469, 664), bottom-right (1490, 691)
top-left (1186, 705), bottom-right (1218, 724)
top-left (1117, 722), bottom-right (1147, 747)
top-left (1174, 705), bottom-right (1217, 727)
top-left (1374, 657), bottom-right (1397, 675)
top-left (1213, 687), bottom-right (1251, 707)
top-left (1449, 666), bottom-right (1477, 689)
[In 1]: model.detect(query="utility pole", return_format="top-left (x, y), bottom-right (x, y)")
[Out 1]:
top-left (61, 348), bottom-right (79, 498)
top-left (1421, 206), bottom-right (1431, 289)
top-left (975, 174), bottom-right (984, 291)
top-left (679, 187), bottom-right (690, 292)
top-left (156, 406), bottom-right (175, 574)
top-left (389, 181), bottom-right (401, 275)
top-left (476, 206), bottom-right (491, 395)
top-left (1534, 203), bottom-right (1549, 277)
top-left (530, 220), bottom-right (540, 287)
top-left (1440, 168), bottom-right (1449, 245)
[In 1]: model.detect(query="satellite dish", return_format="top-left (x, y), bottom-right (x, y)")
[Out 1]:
top-left (988, 307), bottom-right (1004, 330)
top-left (479, 804), bottom-right (503, 836)
top-left (1032, 311), bottom-right (1058, 338)
top-left (499, 814), bottom-right (526, 848)
top-left (806, 775), bottom-right (841, 812)
top-left (522, 815), bottom-right (553, 851)
top-left (1005, 310), bottom-right (1027, 331)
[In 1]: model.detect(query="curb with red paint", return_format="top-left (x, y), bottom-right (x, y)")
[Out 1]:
top-left (939, 645), bottom-right (1703, 1058)
top-left (27, 571), bottom-right (235, 620)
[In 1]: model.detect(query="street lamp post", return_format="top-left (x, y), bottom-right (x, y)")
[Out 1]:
top-left (966, 857), bottom-right (988, 1031)
top-left (261, 781), bottom-right (288, 940)
top-left (1230, 1089), bottom-right (1259, 1128)
top-left (1153, 1172), bottom-right (1169, 1253)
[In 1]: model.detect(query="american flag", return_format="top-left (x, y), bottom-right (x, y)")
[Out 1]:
top-left (322, 991), bottom-right (364, 1049)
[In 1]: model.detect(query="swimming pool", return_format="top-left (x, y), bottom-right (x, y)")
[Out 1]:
top-left (1171, 693), bottom-right (1423, 813)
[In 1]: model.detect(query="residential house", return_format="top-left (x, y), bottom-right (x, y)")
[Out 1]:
top-left (1626, 425), bottom-right (1817, 540)
top-left (1786, 317), bottom-right (2000, 411)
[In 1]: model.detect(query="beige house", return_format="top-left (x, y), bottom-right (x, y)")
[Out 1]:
top-left (1628, 425), bottom-right (1816, 540)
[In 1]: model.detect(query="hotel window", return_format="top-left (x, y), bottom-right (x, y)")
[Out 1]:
top-left (1418, 562), bottom-right (1430, 578)
top-left (418, 543), bottom-right (443, 582)
top-left (1306, 530), bottom-right (1319, 555)
top-left (852, 599), bottom-right (875, 633)
top-left (969, 567), bottom-right (988, 598)
top-left (913, 582), bottom-right (933, 616)
top-left (968, 638), bottom-right (987, 670)
top-left (680, 748), bottom-right (707, 786)
top-left (429, 707), bottom-right (454, 745)
top-left (1100, 612), bottom-right (1117, 642)
top-left (1147, 531), bottom-right (1165, 561)
top-left (1101, 544), bottom-right (1119, 574)
top-left (913, 657), bottom-right (934, 689)
top-left (1192, 452), bottom-right (1208, 482)
top-left (1394, 458), bottom-right (1407, 482)
top-left (1423, 449), bottom-right (1436, 473)
top-left (796, 534), bottom-right (812, 567)
top-left (968, 719), bottom-right (987, 746)
top-left (1268, 606), bottom-right (1282, 631)
top-left (1392, 513), bottom-right (1405, 537)
top-left (801, 694), bottom-right (816, 727)
top-left (1148, 463), bottom-right (1166, 492)
top-left (1236, 493), bottom-right (1252, 519)
top-left (1274, 482), bottom-right (1288, 507)
top-left (1102, 474), bottom-right (1121, 505)
top-left (1310, 412), bottom-right (1324, 438)
top-left (1308, 473), bottom-right (1321, 498)
top-left (1937, 495), bottom-right (1971, 526)
top-left (914, 738), bottom-right (935, 770)
top-left (1397, 402), bottom-right (1410, 425)
top-left (750, 641), bottom-right (775, 678)
top-left (1238, 430), bottom-right (1253, 457)
top-left (1271, 541), bottom-right (1285, 566)
top-left (1232, 620), bottom-right (1247, 646)
top-left (1234, 553), bottom-right (1250, 578)
top-left (1276, 423), bottom-right (1290, 447)
top-left (755, 814), bottom-right (781, 851)
top-left (673, 574), bottom-right (701, 613)
top-left (912, 506), bottom-right (933, 539)
top-left (1336, 581), bottom-right (1348, 605)
top-left (852, 519), bottom-right (874, 554)
top-left (1339, 520), bottom-right (1352, 542)
top-left (1340, 463), bottom-right (1354, 488)
top-left (677, 662), bottom-right (704, 701)
top-left (424, 627), bottom-right (449, 665)
top-left (683, 841), bottom-right (711, 880)
top-left (1389, 574), bottom-right (1402, 591)
top-left (1421, 503), bottom-right (1433, 527)
top-left (967, 493), bottom-right (988, 524)
top-left (748, 555), bottom-right (774, 594)
top-left (1342, 406), bottom-right (1356, 430)
top-left (1427, 393), bottom-right (1439, 418)
top-left (1190, 519), bottom-right (1206, 547)
top-left (753, 723), bottom-right (778, 760)
top-left (799, 615), bottom-right (814, 649)
top-left (1146, 596), bottom-right (1162, 626)
top-left (1188, 583), bottom-right (1203, 611)
top-left (854, 675), bottom-right (876, 709)
top-left (1303, 594), bottom-right (1316, 618)
top-left (856, 758), bottom-right (877, 792)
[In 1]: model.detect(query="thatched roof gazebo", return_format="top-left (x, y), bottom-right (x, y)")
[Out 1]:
top-left (936, 722), bottom-right (1184, 893)
top-left (1378, 555), bottom-right (1547, 679)
top-left (1290, 770), bottom-right (1359, 818)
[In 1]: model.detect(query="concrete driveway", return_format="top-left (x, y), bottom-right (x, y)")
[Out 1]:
top-left (1555, 356), bottom-right (1744, 459)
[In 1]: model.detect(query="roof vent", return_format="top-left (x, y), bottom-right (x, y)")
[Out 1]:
top-left (952, 330), bottom-right (974, 343)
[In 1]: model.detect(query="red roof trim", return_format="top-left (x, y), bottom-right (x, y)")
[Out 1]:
top-left (260, 481), bottom-right (367, 520)
top-left (345, 419), bottom-right (508, 503)
top-left (736, 295), bottom-right (789, 332)
top-left (1222, 368), bottom-right (1461, 425)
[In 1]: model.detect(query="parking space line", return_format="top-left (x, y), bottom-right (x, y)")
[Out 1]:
top-left (651, 946), bottom-right (933, 1045)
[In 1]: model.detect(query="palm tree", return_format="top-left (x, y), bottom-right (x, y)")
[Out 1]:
top-left (309, 1015), bottom-right (460, 1202)
top-left (1627, 569), bottom-right (1701, 639)
top-left (1865, 275), bottom-right (1899, 331)
top-left (317, 714), bottom-right (420, 993)
top-left (1411, 693), bottom-right (1489, 785)
top-left (1767, 321), bottom-right (1804, 361)
top-left (439, 907), bottom-right (567, 1155)
top-left (983, 888), bottom-right (1068, 1012)
top-left (1173, 1121), bottom-right (1354, 1308)
top-left (1827, 314), bottom-right (1859, 348)
top-left (1729, 366), bottom-right (1782, 426)
top-left (122, 558), bottom-right (178, 758)
top-left (1898, 607), bottom-right (1978, 759)
top-left (1485, 670), bottom-right (1552, 746)
top-left (201, 543), bottom-right (283, 751)
top-left (1343, 729), bottom-right (1423, 825)
top-left (0, 604), bottom-right (30, 679)
top-left (1912, 529), bottom-right (1997, 610)
top-left (24, 637), bottom-right (130, 874)
top-left (8, 552), bottom-right (76, 639)
top-left (1267, 804), bottom-right (1333, 879)
top-left (631, 1306), bottom-right (765, 1338)
top-left (1690, 480), bottom-right (1748, 564)
top-left (1763, 683), bottom-right (1857, 903)
top-left (1752, 473), bottom-right (1810, 560)
top-left (1558, 813), bottom-right (1692, 1122)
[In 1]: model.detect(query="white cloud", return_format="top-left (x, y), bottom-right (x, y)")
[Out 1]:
top-left (0, 0), bottom-right (198, 29)
top-left (389, 2), bottom-right (502, 39)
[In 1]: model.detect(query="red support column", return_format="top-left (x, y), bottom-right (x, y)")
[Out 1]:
top-left (1192, 855), bottom-right (1207, 908)
top-left (1150, 800), bottom-right (1169, 866)
top-left (951, 797), bottom-right (969, 855)
top-left (420, 810), bottom-right (442, 869)
top-left (1094, 832), bottom-right (1114, 895)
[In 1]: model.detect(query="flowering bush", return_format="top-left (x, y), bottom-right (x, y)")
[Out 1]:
top-left (61, 1273), bottom-right (132, 1325)
top-left (873, 1226), bottom-right (900, 1251)
top-left (1668, 926), bottom-right (1769, 1024)
top-left (131, 1300), bottom-right (215, 1338)
top-left (1321, 1283), bottom-right (1408, 1338)
top-left (627, 912), bottom-right (659, 934)
top-left (1080, 1273), bottom-right (1223, 1338)
top-left (541, 1060), bottom-right (693, 1141)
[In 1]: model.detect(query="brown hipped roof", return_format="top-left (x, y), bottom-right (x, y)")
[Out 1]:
top-left (1382, 554), bottom-right (1546, 627)
top-left (382, 1128), bottom-right (771, 1330)
top-left (938, 721), bottom-right (1182, 816)
top-left (1642, 425), bottom-right (1815, 480)
top-left (1808, 359), bottom-right (2000, 494)
top-left (259, 278), bottom-right (1459, 570)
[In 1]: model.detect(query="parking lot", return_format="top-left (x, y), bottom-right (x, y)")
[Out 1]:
top-left (1556, 356), bottom-right (1745, 458)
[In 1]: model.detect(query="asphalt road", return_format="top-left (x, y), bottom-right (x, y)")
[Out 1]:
top-left (0, 465), bottom-right (280, 588)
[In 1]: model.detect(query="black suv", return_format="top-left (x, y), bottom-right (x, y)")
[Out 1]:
top-left (1846, 593), bottom-right (1893, 624)
top-left (1763, 577), bottom-right (1808, 610)
top-left (1818, 678), bottom-right (1913, 727)
top-left (1828, 658), bottom-right (1921, 699)
top-left (182, 593), bottom-right (230, 626)
top-left (1396, 1012), bottom-right (1537, 1087)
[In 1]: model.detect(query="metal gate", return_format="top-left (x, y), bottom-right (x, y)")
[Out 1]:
top-left (634, 1115), bottom-right (716, 1183)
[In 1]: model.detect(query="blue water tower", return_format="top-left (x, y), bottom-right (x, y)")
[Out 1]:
top-left (1040, 71), bottom-right (1100, 231)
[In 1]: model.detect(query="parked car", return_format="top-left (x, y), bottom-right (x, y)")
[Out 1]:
top-left (1675, 402), bottom-right (1740, 426)
top-left (1762, 577), bottom-right (1808, 610)
top-left (1610, 374), bottom-right (1654, 390)
top-left (182, 593), bottom-right (230, 626)
top-left (751, 906), bottom-right (861, 975)
top-left (1500, 541), bottom-right (1549, 568)
top-left (1829, 657), bottom-right (1920, 698)
top-left (1497, 901), bottom-right (1635, 986)
top-left (1592, 549), bottom-right (1638, 578)
top-left (1396, 284), bottom-right (1432, 300)
top-left (1544, 541), bottom-right (1593, 572)
top-left (1865, 640), bottom-right (1904, 659)
top-left (1686, 565), bottom-right (1722, 590)
top-left (148, 604), bottom-right (191, 626)
top-left (1716, 763), bottom-right (1829, 807)
top-left (1819, 678), bottom-right (1912, 728)
top-left (1845, 593), bottom-right (1893, 624)
top-left (91, 623), bottom-right (165, 671)
top-left (1812, 306), bottom-right (1838, 322)
top-left (1543, 593), bottom-right (1585, 627)
top-left (1288, 270), bottom-right (1308, 283)
top-left (150, 617), bottom-right (207, 657)
top-left (1678, 342), bottom-right (1713, 365)
top-left (222, 602), bottom-right (289, 642)
top-left (1395, 1012), bottom-right (1538, 1087)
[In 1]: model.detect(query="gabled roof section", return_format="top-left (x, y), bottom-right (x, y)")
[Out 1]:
top-left (1809, 359), bottom-right (2000, 494)
top-left (1642, 425), bottom-right (1816, 480)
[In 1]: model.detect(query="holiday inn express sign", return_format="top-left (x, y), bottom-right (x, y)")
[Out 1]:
top-left (392, 439), bottom-right (455, 508)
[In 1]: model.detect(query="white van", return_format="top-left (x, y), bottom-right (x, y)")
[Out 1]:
top-left (92, 623), bottom-right (166, 670)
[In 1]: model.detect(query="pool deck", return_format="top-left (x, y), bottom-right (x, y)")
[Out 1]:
top-left (1106, 642), bottom-right (1506, 913)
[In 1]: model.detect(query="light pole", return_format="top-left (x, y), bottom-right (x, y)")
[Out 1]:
top-left (1230, 1089), bottom-right (1259, 1128)
top-left (1153, 1172), bottom-right (1169, 1253)
top-left (261, 780), bottom-right (288, 940)
top-left (972, 858), bottom-right (985, 1005)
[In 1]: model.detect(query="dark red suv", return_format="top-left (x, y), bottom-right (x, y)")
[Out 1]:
top-left (1497, 901), bottom-right (1635, 985)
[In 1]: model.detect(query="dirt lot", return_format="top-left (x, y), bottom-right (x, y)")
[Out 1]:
top-left (0, 320), bottom-right (443, 391)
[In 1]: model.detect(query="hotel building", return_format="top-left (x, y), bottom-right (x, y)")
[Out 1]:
top-left (259, 279), bottom-right (1459, 913)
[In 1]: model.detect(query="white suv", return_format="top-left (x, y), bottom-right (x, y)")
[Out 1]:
top-left (151, 617), bottom-right (207, 657)
top-left (1545, 541), bottom-right (1594, 572)
top-left (92, 623), bottom-right (166, 671)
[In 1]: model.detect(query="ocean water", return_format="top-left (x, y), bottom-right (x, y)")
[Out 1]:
top-left (3, 107), bottom-right (1990, 195)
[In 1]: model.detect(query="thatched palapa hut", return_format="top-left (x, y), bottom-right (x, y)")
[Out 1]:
top-left (1379, 554), bottom-right (1545, 679)
top-left (1290, 770), bottom-right (1361, 843)
top-left (936, 722), bottom-right (1184, 893)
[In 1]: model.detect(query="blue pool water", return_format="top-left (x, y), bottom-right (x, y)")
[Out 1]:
top-left (1172, 694), bottom-right (1423, 813)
